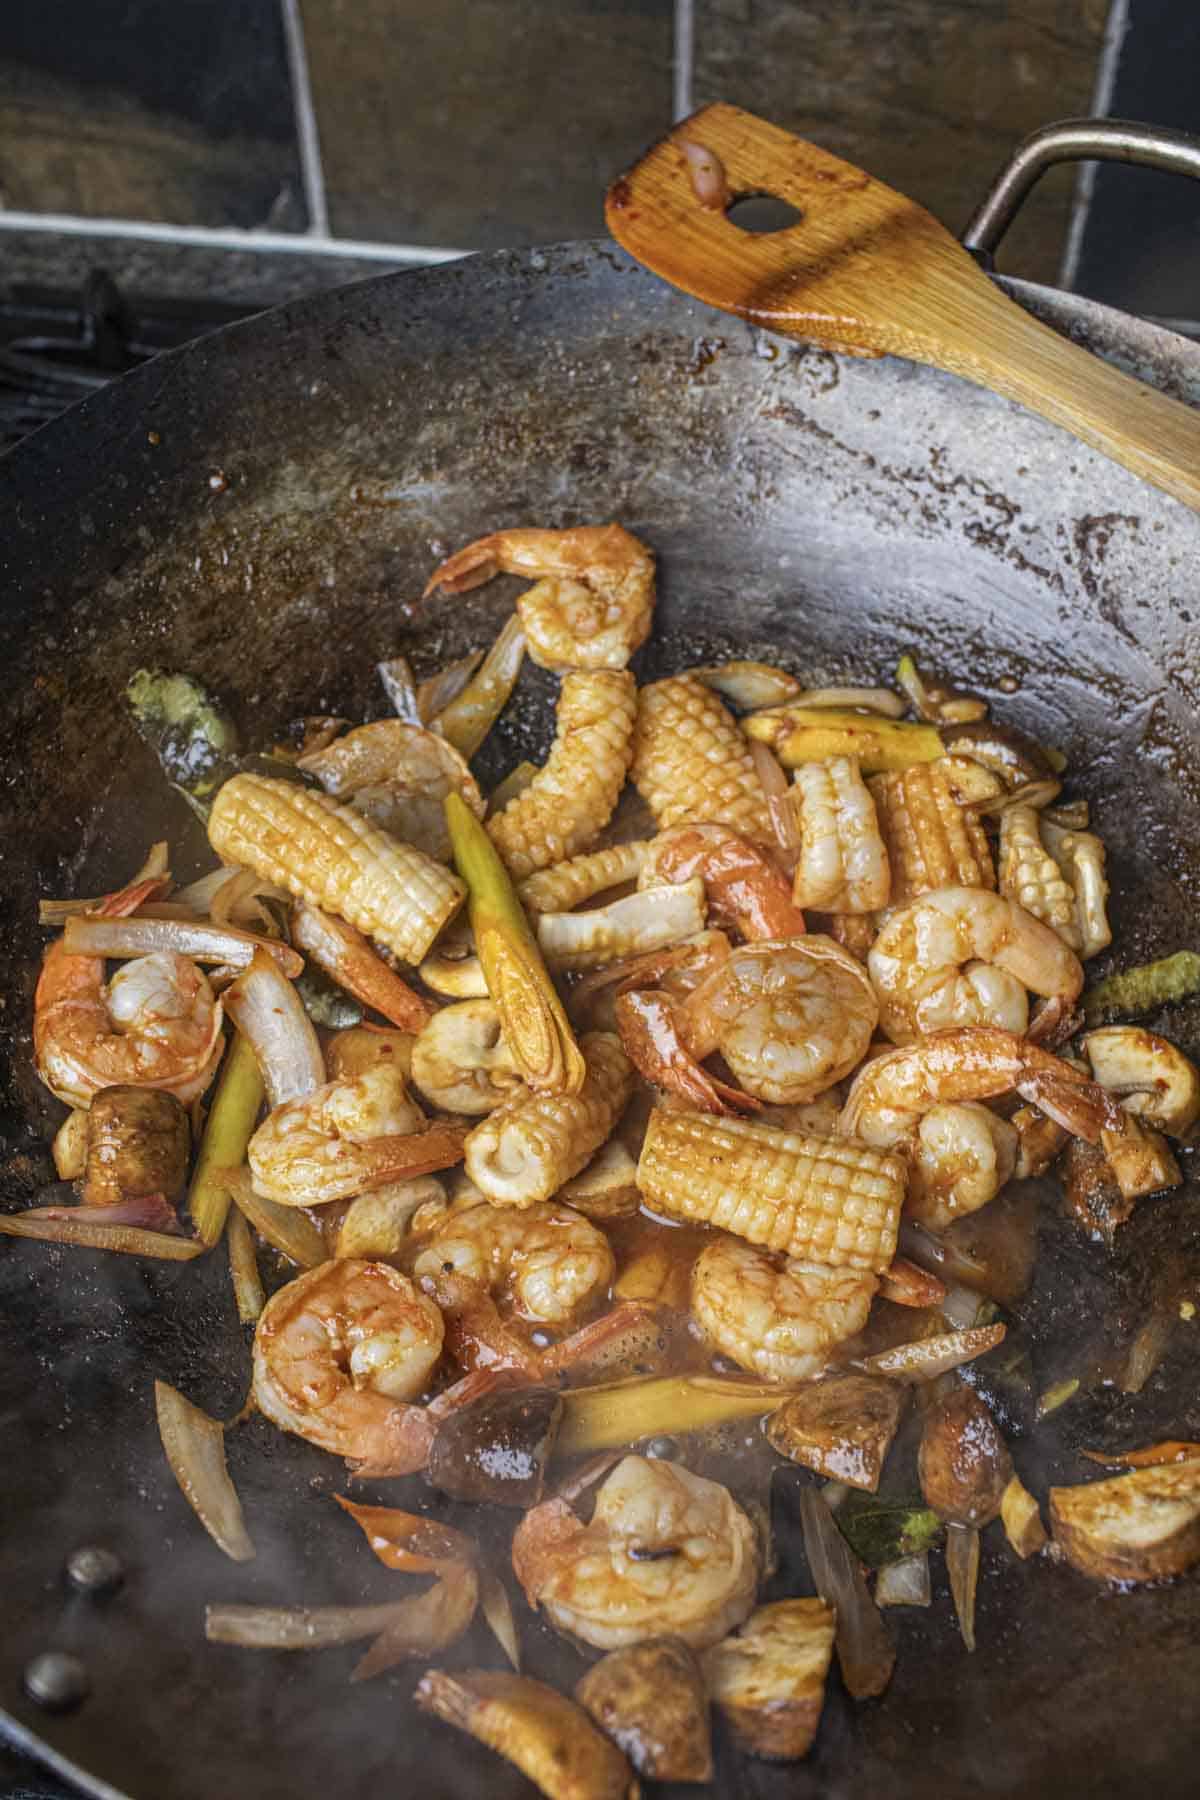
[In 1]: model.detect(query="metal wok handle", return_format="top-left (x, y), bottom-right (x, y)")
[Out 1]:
top-left (962, 117), bottom-right (1200, 265)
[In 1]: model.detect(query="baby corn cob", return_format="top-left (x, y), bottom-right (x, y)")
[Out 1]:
top-left (868, 760), bottom-right (994, 904)
top-left (519, 841), bottom-right (652, 915)
top-left (208, 773), bottom-right (464, 965)
top-left (464, 1032), bottom-right (633, 1207)
top-left (636, 1106), bottom-right (905, 1273)
top-left (487, 671), bottom-right (637, 879)
top-left (632, 675), bottom-right (772, 842)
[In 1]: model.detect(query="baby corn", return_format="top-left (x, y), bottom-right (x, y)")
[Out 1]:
top-left (209, 773), bottom-right (464, 965)
top-left (519, 841), bottom-right (652, 915)
top-left (869, 760), bottom-right (994, 904)
top-left (464, 1032), bottom-right (633, 1208)
top-left (632, 675), bottom-right (772, 842)
top-left (488, 671), bottom-right (636, 879)
top-left (636, 1106), bottom-right (905, 1273)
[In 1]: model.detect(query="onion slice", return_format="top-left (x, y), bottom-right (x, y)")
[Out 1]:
top-left (351, 1564), bottom-right (479, 1682)
top-left (856, 1323), bottom-right (1006, 1383)
top-left (0, 1212), bottom-right (203, 1259)
top-left (875, 1552), bottom-right (931, 1608)
top-left (479, 1570), bottom-right (521, 1671)
top-left (797, 1487), bottom-right (895, 1699)
top-left (63, 914), bottom-right (302, 978)
top-left (226, 1208), bottom-right (265, 1323)
top-left (223, 948), bottom-right (324, 1106)
top-left (206, 1601), bottom-right (417, 1650)
top-left (38, 841), bottom-right (171, 924)
top-left (155, 1379), bottom-right (255, 1563)
top-left (945, 1524), bottom-right (980, 1652)
top-left (334, 1496), bottom-right (475, 1573)
top-left (224, 1168), bottom-right (326, 1268)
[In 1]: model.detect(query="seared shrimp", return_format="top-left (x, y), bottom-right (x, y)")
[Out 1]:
top-left (412, 1200), bottom-right (614, 1327)
top-left (639, 824), bottom-right (807, 941)
top-left (905, 1102), bottom-right (1019, 1231)
top-left (252, 1259), bottom-right (445, 1475)
top-left (682, 937), bottom-right (879, 1105)
top-left (868, 887), bottom-right (1083, 1045)
top-left (34, 941), bottom-right (223, 1109)
top-left (297, 718), bottom-right (484, 862)
top-left (512, 1455), bottom-right (759, 1651)
top-left (789, 756), bottom-right (890, 914)
top-left (248, 1063), bottom-right (467, 1206)
top-left (426, 524), bottom-right (654, 672)
top-left (691, 1237), bottom-right (877, 1382)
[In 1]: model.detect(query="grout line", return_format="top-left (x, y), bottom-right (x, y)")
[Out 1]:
top-left (1059, 0), bottom-right (1131, 291)
top-left (279, 0), bottom-right (330, 237)
top-left (673, 0), bottom-right (694, 122)
top-left (0, 210), bottom-right (467, 264)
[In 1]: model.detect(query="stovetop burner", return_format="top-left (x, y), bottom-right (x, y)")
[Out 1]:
top-left (0, 271), bottom-right (256, 453)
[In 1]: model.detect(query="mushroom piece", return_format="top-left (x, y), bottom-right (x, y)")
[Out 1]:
top-left (426, 1385), bottom-right (564, 1508)
top-left (324, 1025), bottom-right (415, 1083)
top-left (559, 1140), bottom-right (641, 1221)
top-left (918, 1385), bottom-right (1013, 1527)
top-left (410, 999), bottom-right (524, 1115)
top-left (415, 1670), bottom-right (639, 1800)
top-left (1049, 1459), bottom-right (1200, 1582)
top-left (419, 927), bottom-right (490, 999)
top-left (83, 1086), bottom-right (190, 1210)
top-left (333, 1177), bottom-right (446, 1258)
top-left (1083, 1026), bottom-right (1200, 1138)
top-left (1000, 1473), bottom-right (1048, 1559)
top-left (704, 1599), bottom-right (836, 1762)
top-left (575, 1639), bottom-right (713, 1784)
top-left (52, 1108), bottom-right (89, 1180)
top-left (765, 1374), bottom-right (905, 1492)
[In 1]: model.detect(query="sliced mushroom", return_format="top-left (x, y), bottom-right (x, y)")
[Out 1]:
top-left (918, 1385), bottom-right (1012, 1527)
top-left (1083, 1026), bottom-right (1200, 1138)
top-left (1049, 1459), bottom-right (1200, 1582)
top-left (410, 1000), bottom-right (524, 1115)
top-left (52, 1108), bottom-right (89, 1180)
top-left (559, 1140), bottom-right (641, 1221)
top-left (1100, 1116), bottom-right (1181, 1203)
top-left (765, 1375), bottom-right (905, 1492)
top-left (334, 1178), bottom-right (446, 1258)
top-left (704, 1599), bottom-right (836, 1762)
top-left (426, 1386), bottom-right (564, 1507)
top-left (83, 1086), bottom-right (190, 1209)
top-left (1000, 1473), bottom-right (1048, 1559)
top-left (1059, 1135), bottom-right (1133, 1241)
top-left (1009, 1101), bottom-right (1069, 1180)
top-left (324, 1025), bottom-right (415, 1083)
top-left (415, 1669), bottom-right (638, 1800)
top-left (575, 1638), bottom-right (712, 1784)
top-left (419, 926), bottom-right (489, 999)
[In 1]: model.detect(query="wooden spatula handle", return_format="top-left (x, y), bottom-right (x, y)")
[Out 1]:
top-left (607, 104), bottom-right (1200, 515)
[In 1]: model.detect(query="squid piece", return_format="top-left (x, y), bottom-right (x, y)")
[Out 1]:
top-left (415, 1670), bottom-right (639, 1800)
top-left (631, 675), bottom-right (772, 843)
top-left (999, 805), bottom-right (1112, 958)
top-left (786, 756), bottom-right (890, 913)
top-left (868, 760), bottom-right (997, 905)
top-left (537, 881), bottom-right (707, 973)
top-left (520, 842), bottom-right (652, 915)
top-left (410, 999), bottom-right (524, 1115)
top-left (464, 1032), bottom-right (633, 1208)
top-left (705, 1599), bottom-right (837, 1762)
top-left (297, 718), bottom-right (485, 862)
top-left (488, 671), bottom-right (637, 879)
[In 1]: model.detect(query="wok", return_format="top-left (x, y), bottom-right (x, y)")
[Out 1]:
top-left (2, 118), bottom-right (1200, 1800)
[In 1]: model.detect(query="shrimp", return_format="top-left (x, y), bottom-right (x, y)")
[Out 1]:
top-left (411, 1200), bottom-right (614, 1327)
top-left (691, 1237), bottom-right (877, 1382)
top-left (512, 1455), bottom-right (760, 1651)
top-left (868, 886), bottom-right (1083, 1045)
top-left (247, 1063), bottom-right (467, 1206)
top-left (639, 824), bottom-right (807, 941)
top-left (297, 718), bottom-right (485, 862)
top-left (682, 937), bottom-right (879, 1105)
top-left (788, 756), bottom-right (890, 913)
top-left (34, 941), bottom-right (223, 1109)
top-left (425, 524), bottom-right (655, 673)
top-left (840, 1027), bottom-right (1125, 1220)
top-left (252, 1259), bottom-right (445, 1475)
top-left (615, 989), bottom-right (762, 1115)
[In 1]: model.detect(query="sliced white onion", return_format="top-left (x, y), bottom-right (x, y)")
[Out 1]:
top-left (797, 1487), bottom-right (894, 1699)
top-left (63, 914), bottom-right (301, 978)
top-left (940, 1282), bottom-right (989, 1331)
top-left (206, 1601), bottom-right (414, 1649)
top-left (875, 1552), bottom-right (931, 1608)
top-left (223, 949), bottom-right (324, 1107)
top-left (857, 1322), bottom-right (1006, 1383)
top-left (680, 138), bottom-right (729, 210)
top-left (377, 654), bottom-right (422, 723)
top-left (224, 1168), bottom-right (326, 1269)
top-left (478, 1569), bottom-right (521, 1670)
top-left (0, 1212), bottom-right (203, 1260)
top-left (945, 1524), bottom-right (980, 1651)
top-left (38, 841), bottom-right (171, 924)
top-left (155, 1379), bottom-right (255, 1563)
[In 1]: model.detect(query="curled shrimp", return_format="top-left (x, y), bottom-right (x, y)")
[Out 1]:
top-left (34, 941), bottom-right (223, 1109)
top-left (691, 1236), bottom-right (877, 1382)
top-left (412, 1200), bottom-right (614, 1328)
top-left (639, 824), bottom-right (806, 941)
top-left (840, 1026), bottom-right (1124, 1222)
top-left (512, 1454), bottom-right (760, 1651)
top-left (426, 523), bottom-right (655, 672)
top-left (297, 718), bottom-right (485, 862)
top-left (868, 886), bottom-right (1084, 1044)
top-left (788, 755), bottom-right (890, 913)
top-left (682, 937), bottom-right (879, 1105)
top-left (247, 1063), bottom-right (467, 1206)
top-left (252, 1259), bottom-right (446, 1475)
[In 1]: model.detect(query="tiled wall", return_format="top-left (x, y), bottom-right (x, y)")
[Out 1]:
top-left (0, 0), bottom-right (1113, 290)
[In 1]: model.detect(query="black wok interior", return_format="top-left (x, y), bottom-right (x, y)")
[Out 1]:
top-left (1, 243), bottom-right (1199, 1800)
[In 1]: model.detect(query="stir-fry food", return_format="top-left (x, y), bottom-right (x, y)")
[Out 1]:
top-left (15, 519), bottom-right (1200, 1796)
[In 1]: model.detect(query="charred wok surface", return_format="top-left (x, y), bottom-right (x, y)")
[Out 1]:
top-left (1, 245), bottom-right (1200, 1798)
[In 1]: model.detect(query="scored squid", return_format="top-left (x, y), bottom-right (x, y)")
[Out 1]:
top-left (631, 675), bottom-right (772, 843)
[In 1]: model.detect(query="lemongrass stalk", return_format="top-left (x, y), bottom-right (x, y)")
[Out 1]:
top-left (227, 1206), bottom-right (265, 1323)
top-left (557, 1374), bottom-right (789, 1457)
top-left (187, 1032), bottom-right (265, 1245)
top-left (742, 707), bottom-right (943, 773)
top-left (0, 1214), bottom-right (204, 1260)
top-left (433, 614), bottom-right (526, 758)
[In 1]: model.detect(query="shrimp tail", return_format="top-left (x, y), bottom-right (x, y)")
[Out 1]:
top-left (539, 1301), bottom-right (666, 1381)
top-left (615, 989), bottom-right (760, 1116)
top-left (423, 539), bottom-right (501, 597)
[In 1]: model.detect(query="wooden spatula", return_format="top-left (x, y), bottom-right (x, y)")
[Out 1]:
top-left (606, 104), bottom-right (1200, 514)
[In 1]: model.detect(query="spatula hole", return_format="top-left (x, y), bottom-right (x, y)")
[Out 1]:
top-left (726, 193), bottom-right (803, 234)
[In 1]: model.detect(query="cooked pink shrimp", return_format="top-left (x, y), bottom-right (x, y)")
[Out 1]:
top-left (639, 824), bottom-right (806, 941)
top-left (33, 940), bottom-right (223, 1109)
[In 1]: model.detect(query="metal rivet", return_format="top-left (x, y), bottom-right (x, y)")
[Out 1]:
top-left (66, 1546), bottom-right (124, 1596)
top-left (23, 1652), bottom-right (90, 1712)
